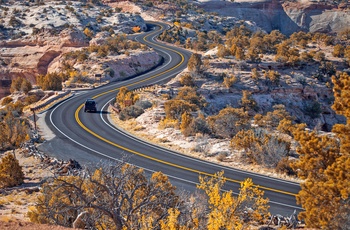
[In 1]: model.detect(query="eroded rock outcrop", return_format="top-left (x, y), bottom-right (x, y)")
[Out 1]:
top-left (0, 28), bottom-right (87, 84)
top-left (282, 1), bottom-right (350, 34)
top-left (107, 51), bottom-right (162, 81)
top-left (0, 0), bottom-right (150, 98)
top-left (200, 0), bottom-right (350, 35)
top-left (60, 28), bottom-right (89, 48)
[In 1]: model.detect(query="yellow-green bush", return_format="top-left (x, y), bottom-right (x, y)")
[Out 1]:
top-left (1, 97), bottom-right (13, 106)
top-left (0, 153), bottom-right (24, 189)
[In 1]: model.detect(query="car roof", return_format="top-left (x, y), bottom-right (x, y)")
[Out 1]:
top-left (85, 99), bottom-right (96, 104)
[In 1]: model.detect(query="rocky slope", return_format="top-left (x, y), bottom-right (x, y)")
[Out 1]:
top-left (0, 0), bottom-right (151, 98)
top-left (1, 0), bottom-right (349, 98)
top-left (198, 0), bottom-right (350, 35)
top-left (282, 1), bottom-right (350, 34)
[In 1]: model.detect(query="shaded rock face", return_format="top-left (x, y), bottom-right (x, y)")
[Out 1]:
top-left (282, 2), bottom-right (350, 34)
top-left (0, 80), bottom-right (12, 99)
top-left (200, 0), bottom-right (350, 35)
top-left (37, 50), bottom-right (62, 75)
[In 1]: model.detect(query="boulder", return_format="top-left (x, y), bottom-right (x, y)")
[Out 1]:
top-left (60, 28), bottom-right (89, 48)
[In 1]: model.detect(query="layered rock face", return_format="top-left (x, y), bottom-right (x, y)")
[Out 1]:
top-left (0, 28), bottom-right (89, 84)
top-left (0, 1), bottom-right (149, 98)
top-left (200, 0), bottom-right (350, 35)
top-left (0, 27), bottom-right (161, 94)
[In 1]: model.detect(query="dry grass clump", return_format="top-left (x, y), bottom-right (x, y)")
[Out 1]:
top-left (216, 152), bottom-right (227, 162)
top-left (0, 216), bottom-right (14, 222)
top-left (133, 125), bottom-right (145, 131)
top-left (109, 108), bottom-right (192, 154)
top-left (157, 137), bottom-right (170, 143)
top-left (0, 189), bottom-right (40, 222)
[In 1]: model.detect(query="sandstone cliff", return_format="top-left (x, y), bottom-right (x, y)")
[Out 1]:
top-left (0, 28), bottom-right (89, 82)
top-left (0, 0), bottom-right (149, 98)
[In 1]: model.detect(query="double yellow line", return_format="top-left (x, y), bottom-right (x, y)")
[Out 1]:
top-left (74, 23), bottom-right (298, 198)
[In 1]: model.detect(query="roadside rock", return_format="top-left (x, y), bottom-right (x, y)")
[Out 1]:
top-left (60, 28), bottom-right (89, 48)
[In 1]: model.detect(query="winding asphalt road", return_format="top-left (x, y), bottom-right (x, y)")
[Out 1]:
top-left (38, 22), bottom-right (302, 216)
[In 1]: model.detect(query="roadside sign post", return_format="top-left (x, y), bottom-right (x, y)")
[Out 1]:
top-left (31, 108), bottom-right (37, 131)
top-left (95, 74), bottom-right (102, 85)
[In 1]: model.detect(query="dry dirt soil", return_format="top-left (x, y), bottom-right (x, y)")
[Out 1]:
top-left (0, 151), bottom-right (74, 229)
top-left (0, 221), bottom-right (73, 230)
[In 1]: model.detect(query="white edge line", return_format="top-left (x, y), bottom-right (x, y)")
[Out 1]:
top-left (101, 98), bottom-right (300, 187)
top-left (50, 99), bottom-right (302, 210)
top-left (49, 97), bottom-right (199, 185)
top-left (107, 26), bottom-right (300, 186)
top-left (46, 26), bottom-right (301, 210)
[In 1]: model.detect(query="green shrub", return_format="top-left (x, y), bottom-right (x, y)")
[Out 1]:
top-left (216, 152), bottom-right (227, 162)
top-left (303, 100), bottom-right (322, 119)
top-left (182, 117), bottom-right (211, 137)
top-left (332, 44), bottom-right (344, 57)
top-left (119, 105), bottom-right (144, 121)
top-left (8, 15), bottom-right (21, 27)
top-left (104, 67), bottom-right (114, 78)
top-left (223, 74), bottom-right (238, 88)
top-left (179, 73), bottom-right (195, 87)
top-left (24, 95), bottom-right (39, 105)
top-left (231, 129), bottom-right (291, 168)
top-left (275, 157), bottom-right (296, 176)
top-left (135, 100), bottom-right (152, 110)
top-left (208, 107), bottom-right (250, 138)
top-left (164, 100), bottom-right (197, 121)
top-left (1, 97), bottom-right (13, 106)
top-left (176, 86), bottom-right (206, 108)
top-left (0, 153), bottom-right (24, 188)
top-left (10, 77), bottom-right (32, 94)
top-left (5, 101), bottom-right (25, 115)
top-left (36, 72), bottom-right (62, 91)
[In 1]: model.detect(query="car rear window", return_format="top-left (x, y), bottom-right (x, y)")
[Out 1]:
top-left (86, 101), bottom-right (95, 105)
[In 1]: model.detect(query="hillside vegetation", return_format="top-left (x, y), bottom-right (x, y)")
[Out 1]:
top-left (0, 0), bottom-right (350, 229)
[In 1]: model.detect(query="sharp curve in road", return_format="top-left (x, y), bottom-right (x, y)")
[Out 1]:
top-left (43, 22), bottom-right (302, 216)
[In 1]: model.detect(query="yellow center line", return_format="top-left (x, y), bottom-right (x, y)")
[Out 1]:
top-left (75, 22), bottom-right (298, 198)
top-left (89, 22), bottom-right (185, 99)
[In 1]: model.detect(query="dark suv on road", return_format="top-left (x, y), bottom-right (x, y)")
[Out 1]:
top-left (84, 99), bottom-right (97, 112)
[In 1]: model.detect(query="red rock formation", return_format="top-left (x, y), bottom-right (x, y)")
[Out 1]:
top-left (0, 28), bottom-right (89, 99)
top-left (37, 50), bottom-right (62, 75)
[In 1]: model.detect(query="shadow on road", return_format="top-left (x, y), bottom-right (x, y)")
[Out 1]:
top-left (85, 110), bottom-right (110, 115)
